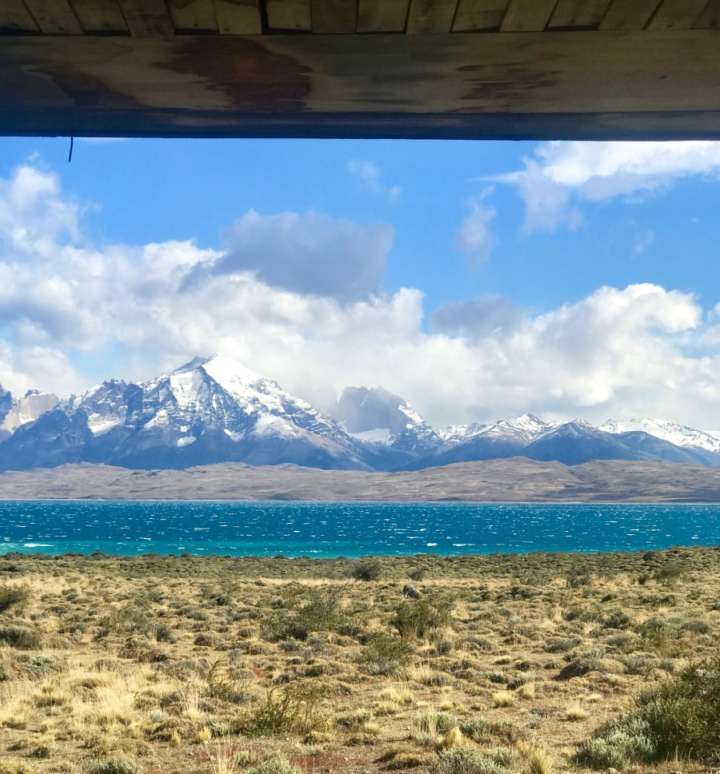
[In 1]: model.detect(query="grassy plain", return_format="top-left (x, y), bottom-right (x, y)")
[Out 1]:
top-left (0, 548), bottom-right (719, 773)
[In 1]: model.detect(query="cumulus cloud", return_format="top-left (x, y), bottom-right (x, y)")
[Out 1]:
top-left (347, 159), bottom-right (402, 202)
top-left (4, 163), bottom-right (720, 428)
top-left (213, 209), bottom-right (393, 301)
top-left (456, 193), bottom-right (496, 265)
top-left (430, 295), bottom-right (524, 338)
top-left (497, 140), bottom-right (720, 232)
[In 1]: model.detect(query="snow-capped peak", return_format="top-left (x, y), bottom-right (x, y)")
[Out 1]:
top-left (601, 417), bottom-right (720, 453)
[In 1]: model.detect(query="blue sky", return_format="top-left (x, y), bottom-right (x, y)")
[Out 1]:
top-left (2, 136), bottom-right (720, 427)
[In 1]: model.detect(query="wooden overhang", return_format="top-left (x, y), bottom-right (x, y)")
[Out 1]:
top-left (2, 0), bottom-right (720, 140)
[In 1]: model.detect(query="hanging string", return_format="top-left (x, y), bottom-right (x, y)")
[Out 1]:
top-left (68, 135), bottom-right (74, 163)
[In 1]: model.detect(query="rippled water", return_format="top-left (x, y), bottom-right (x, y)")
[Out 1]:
top-left (1, 500), bottom-right (720, 557)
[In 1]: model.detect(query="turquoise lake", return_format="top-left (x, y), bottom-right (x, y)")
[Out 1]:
top-left (1, 500), bottom-right (720, 557)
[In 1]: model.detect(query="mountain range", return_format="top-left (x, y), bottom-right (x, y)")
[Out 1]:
top-left (1, 354), bottom-right (720, 473)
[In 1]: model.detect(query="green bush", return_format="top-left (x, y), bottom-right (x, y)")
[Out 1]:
top-left (351, 558), bottom-right (382, 581)
top-left (0, 626), bottom-right (41, 650)
top-left (264, 588), bottom-right (351, 641)
top-left (391, 598), bottom-right (450, 639)
top-left (358, 632), bottom-right (413, 675)
top-left (240, 684), bottom-right (327, 737)
top-left (0, 586), bottom-right (29, 614)
top-left (430, 747), bottom-right (520, 774)
top-left (245, 754), bottom-right (301, 774)
top-left (87, 756), bottom-right (142, 774)
top-left (576, 658), bottom-right (720, 768)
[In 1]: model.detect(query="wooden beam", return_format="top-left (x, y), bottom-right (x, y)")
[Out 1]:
top-left (501, 0), bottom-right (555, 31)
top-left (0, 1), bottom-right (40, 31)
top-left (214, 0), bottom-right (261, 32)
top-left (311, 0), bottom-right (357, 31)
top-left (167, 0), bottom-right (218, 31)
top-left (453, 0), bottom-right (508, 31)
top-left (407, 0), bottom-right (458, 32)
top-left (117, 0), bottom-right (175, 36)
top-left (357, 0), bottom-right (408, 31)
top-left (548, 0), bottom-right (612, 29)
top-left (600, 0), bottom-right (661, 30)
top-left (648, 0), bottom-right (708, 30)
top-left (693, 0), bottom-right (720, 29)
top-left (69, 0), bottom-right (128, 32)
top-left (3, 30), bottom-right (720, 139)
top-left (266, 0), bottom-right (312, 29)
top-left (24, 0), bottom-right (83, 32)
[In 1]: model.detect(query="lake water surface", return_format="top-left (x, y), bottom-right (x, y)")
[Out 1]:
top-left (1, 500), bottom-right (720, 557)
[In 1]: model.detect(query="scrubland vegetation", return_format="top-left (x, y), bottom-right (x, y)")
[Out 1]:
top-left (0, 547), bottom-right (719, 772)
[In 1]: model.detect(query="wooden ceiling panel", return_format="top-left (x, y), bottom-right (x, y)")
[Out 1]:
top-left (69, 0), bottom-right (128, 32)
top-left (548, 0), bottom-right (612, 29)
top-left (214, 0), bottom-right (261, 33)
top-left (0, 1), bottom-right (40, 31)
top-left (266, 0), bottom-right (312, 29)
top-left (500, 0), bottom-right (556, 31)
top-left (24, 0), bottom-right (83, 32)
top-left (357, 0), bottom-right (408, 31)
top-left (117, 0), bottom-right (175, 36)
top-left (648, 0), bottom-right (709, 30)
top-left (453, 0), bottom-right (509, 31)
top-left (406, 0), bottom-right (458, 33)
top-left (600, 0), bottom-right (661, 29)
top-left (311, 0), bottom-right (357, 32)
top-left (167, 0), bottom-right (219, 31)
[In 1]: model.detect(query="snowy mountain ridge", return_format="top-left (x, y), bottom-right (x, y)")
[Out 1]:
top-left (2, 358), bottom-right (720, 472)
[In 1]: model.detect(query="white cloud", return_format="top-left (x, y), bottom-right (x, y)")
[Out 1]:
top-left (213, 209), bottom-right (393, 302)
top-left (347, 159), bottom-right (402, 202)
top-left (498, 140), bottom-right (720, 232)
top-left (456, 193), bottom-right (496, 265)
top-left (3, 163), bottom-right (720, 429)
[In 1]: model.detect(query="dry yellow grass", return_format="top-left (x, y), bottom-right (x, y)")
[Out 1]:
top-left (0, 547), bottom-right (717, 772)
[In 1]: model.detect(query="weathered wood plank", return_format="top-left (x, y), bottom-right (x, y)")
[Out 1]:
top-left (167, 0), bottom-right (218, 31)
top-left (500, 0), bottom-right (555, 31)
top-left (117, 0), bottom-right (175, 35)
top-left (311, 0), bottom-right (357, 31)
top-left (648, 0), bottom-right (708, 30)
top-left (69, 0), bottom-right (128, 32)
top-left (266, 0), bottom-right (312, 29)
top-left (214, 0), bottom-right (261, 32)
top-left (0, 1), bottom-right (39, 31)
top-left (600, 0), bottom-right (660, 30)
top-left (24, 0), bottom-right (83, 32)
top-left (453, 0), bottom-right (508, 31)
top-left (693, 0), bottom-right (720, 29)
top-left (407, 0), bottom-right (458, 32)
top-left (548, 0), bottom-right (612, 28)
top-left (357, 0), bottom-right (408, 31)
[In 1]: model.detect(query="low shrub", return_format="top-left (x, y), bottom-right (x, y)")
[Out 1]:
top-left (391, 598), bottom-right (450, 639)
top-left (351, 558), bottom-right (382, 581)
top-left (0, 586), bottom-right (29, 614)
top-left (358, 633), bottom-right (413, 675)
top-left (576, 658), bottom-right (720, 768)
top-left (239, 684), bottom-right (328, 737)
top-left (245, 755), bottom-right (301, 774)
top-left (0, 626), bottom-right (41, 650)
top-left (87, 756), bottom-right (142, 774)
top-left (430, 747), bottom-right (520, 774)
